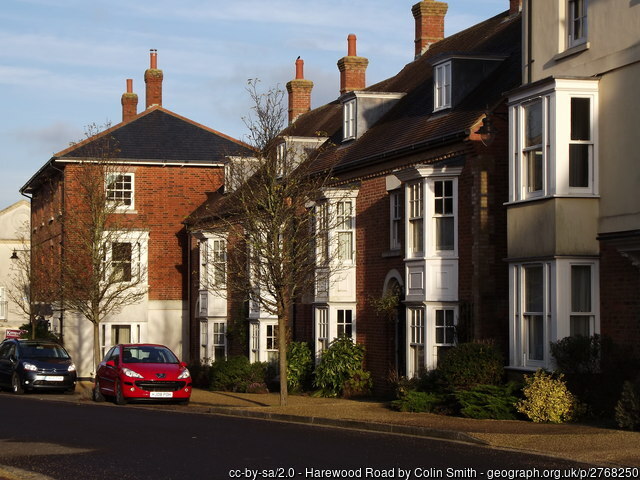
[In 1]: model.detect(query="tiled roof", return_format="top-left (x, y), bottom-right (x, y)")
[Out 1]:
top-left (285, 10), bottom-right (521, 174)
top-left (56, 107), bottom-right (253, 163)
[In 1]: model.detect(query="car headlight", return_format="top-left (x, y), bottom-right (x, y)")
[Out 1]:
top-left (68, 364), bottom-right (76, 372)
top-left (177, 369), bottom-right (191, 379)
top-left (23, 362), bottom-right (38, 372)
top-left (122, 367), bottom-right (143, 378)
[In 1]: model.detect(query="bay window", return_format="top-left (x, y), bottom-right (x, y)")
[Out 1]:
top-left (433, 180), bottom-right (454, 251)
top-left (509, 78), bottom-right (598, 202)
top-left (408, 183), bottom-right (424, 256)
top-left (408, 307), bottom-right (425, 377)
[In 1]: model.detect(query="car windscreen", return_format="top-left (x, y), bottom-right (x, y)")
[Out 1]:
top-left (20, 343), bottom-right (70, 359)
top-left (122, 346), bottom-right (179, 364)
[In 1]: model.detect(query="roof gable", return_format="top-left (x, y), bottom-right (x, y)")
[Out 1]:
top-left (56, 107), bottom-right (253, 164)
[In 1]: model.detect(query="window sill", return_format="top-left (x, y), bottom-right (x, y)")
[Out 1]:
top-left (553, 42), bottom-right (590, 62)
top-left (505, 193), bottom-right (599, 206)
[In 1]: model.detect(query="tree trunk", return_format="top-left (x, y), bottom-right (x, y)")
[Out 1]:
top-left (278, 307), bottom-right (289, 407)
top-left (93, 321), bottom-right (101, 377)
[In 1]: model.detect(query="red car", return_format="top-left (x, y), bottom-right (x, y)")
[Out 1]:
top-left (93, 344), bottom-right (191, 405)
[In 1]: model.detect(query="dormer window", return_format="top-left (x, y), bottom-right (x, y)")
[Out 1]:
top-left (433, 61), bottom-right (451, 111)
top-left (343, 99), bottom-right (356, 141)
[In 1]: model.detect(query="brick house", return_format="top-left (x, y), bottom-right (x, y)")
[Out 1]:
top-left (20, 51), bottom-right (251, 377)
top-left (505, 0), bottom-right (640, 370)
top-left (190, 0), bottom-right (523, 393)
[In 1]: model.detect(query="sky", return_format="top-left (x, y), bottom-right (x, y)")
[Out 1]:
top-left (0, 0), bottom-right (509, 208)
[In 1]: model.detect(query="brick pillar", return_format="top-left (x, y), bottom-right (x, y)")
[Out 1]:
top-left (510, 0), bottom-right (522, 15)
top-left (412, 0), bottom-right (448, 58)
top-left (121, 78), bottom-right (138, 122)
top-left (286, 57), bottom-right (314, 124)
top-left (144, 49), bottom-right (163, 109)
top-left (337, 34), bottom-right (368, 95)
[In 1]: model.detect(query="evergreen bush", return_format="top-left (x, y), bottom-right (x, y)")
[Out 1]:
top-left (286, 341), bottom-right (313, 393)
top-left (455, 384), bottom-right (520, 420)
top-left (208, 356), bottom-right (269, 393)
top-left (436, 342), bottom-right (504, 390)
top-left (615, 380), bottom-right (640, 431)
top-left (313, 337), bottom-right (372, 398)
top-left (391, 391), bottom-right (447, 413)
top-left (516, 370), bottom-right (579, 423)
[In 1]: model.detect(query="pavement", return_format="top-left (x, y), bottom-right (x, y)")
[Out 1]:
top-left (1, 382), bottom-right (639, 480)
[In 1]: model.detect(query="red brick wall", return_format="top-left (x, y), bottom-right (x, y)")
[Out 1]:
top-left (600, 242), bottom-right (640, 350)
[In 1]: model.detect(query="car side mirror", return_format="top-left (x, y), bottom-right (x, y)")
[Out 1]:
top-left (106, 360), bottom-right (116, 367)
top-left (9, 354), bottom-right (17, 364)
top-left (179, 361), bottom-right (187, 368)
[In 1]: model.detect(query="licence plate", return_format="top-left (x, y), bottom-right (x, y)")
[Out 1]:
top-left (150, 391), bottom-right (173, 398)
top-left (41, 376), bottom-right (64, 381)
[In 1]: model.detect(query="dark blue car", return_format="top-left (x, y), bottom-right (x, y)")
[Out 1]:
top-left (0, 339), bottom-right (77, 394)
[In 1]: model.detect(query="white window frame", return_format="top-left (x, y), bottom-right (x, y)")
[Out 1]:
top-left (433, 61), bottom-right (452, 111)
top-left (390, 191), bottom-right (401, 250)
top-left (568, 0), bottom-right (588, 49)
top-left (430, 179), bottom-right (456, 253)
top-left (509, 258), bottom-right (599, 370)
top-left (212, 321), bottom-right (226, 361)
top-left (250, 322), bottom-right (260, 363)
top-left (105, 172), bottom-right (135, 211)
top-left (200, 319), bottom-right (208, 361)
top-left (315, 307), bottom-right (329, 355)
top-left (265, 323), bottom-right (279, 365)
top-left (408, 182), bottom-right (424, 257)
top-left (343, 99), bottom-right (356, 141)
top-left (508, 79), bottom-right (599, 203)
top-left (408, 307), bottom-right (425, 378)
top-left (336, 200), bottom-right (354, 262)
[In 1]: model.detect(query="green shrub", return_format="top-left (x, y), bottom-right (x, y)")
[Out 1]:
top-left (209, 356), bottom-right (269, 393)
top-left (391, 391), bottom-right (447, 413)
top-left (436, 342), bottom-right (504, 390)
top-left (313, 337), bottom-right (372, 398)
top-left (615, 380), bottom-right (640, 431)
top-left (551, 335), bottom-right (640, 418)
top-left (287, 341), bottom-right (313, 393)
top-left (516, 370), bottom-right (579, 423)
top-left (455, 384), bottom-right (520, 420)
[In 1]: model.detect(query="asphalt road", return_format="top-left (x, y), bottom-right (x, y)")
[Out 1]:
top-left (0, 392), bottom-right (591, 480)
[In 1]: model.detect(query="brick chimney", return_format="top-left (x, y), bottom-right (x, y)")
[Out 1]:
top-left (337, 34), bottom-right (368, 95)
top-left (286, 57), bottom-right (314, 124)
top-left (509, 0), bottom-right (522, 15)
top-left (144, 49), bottom-right (163, 108)
top-left (121, 79), bottom-right (138, 122)
top-left (412, 0), bottom-right (448, 58)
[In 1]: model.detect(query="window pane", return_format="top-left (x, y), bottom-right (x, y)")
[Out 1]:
top-left (436, 217), bottom-right (454, 250)
top-left (526, 315), bottom-right (544, 361)
top-left (524, 101), bottom-right (542, 147)
top-left (571, 98), bottom-right (590, 140)
top-left (570, 316), bottom-right (591, 337)
top-left (411, 218), bottom-right (423, 253)
top-left (524, 265), bottom-right (543, 312)
top-left (571, 265), bottom-right (591, 312)
top-left (569, 144), bottom-right (589, 188)
top-left (526, 150), bottom-right (543, 192)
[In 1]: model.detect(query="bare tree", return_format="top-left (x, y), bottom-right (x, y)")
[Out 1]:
top-left (58, 124), bottom-right (148, 372)
top-left (193, 80), bottom-right (348, 406)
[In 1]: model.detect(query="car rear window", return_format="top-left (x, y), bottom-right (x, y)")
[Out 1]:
top-left (20, 343), bottom-right (70, 359)
top-left (122, 346), bottom-right (178, 364)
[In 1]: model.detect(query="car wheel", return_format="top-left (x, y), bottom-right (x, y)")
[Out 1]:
top-left (177, 398), bottom-right (190, 406)
top-left (114, 380), bottom-right (127, 405)
top-left (64, 386), bottom-right (76, 395)
top-left (11, 373), bottom-right (25, 395)
top-left (92, 380), bottom-right (105, 402)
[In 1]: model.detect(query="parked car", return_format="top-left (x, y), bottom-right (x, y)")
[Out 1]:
top-left (0, 339), bottom-right (77, 394)
top-left (93, 344), bottom-right (192, 405)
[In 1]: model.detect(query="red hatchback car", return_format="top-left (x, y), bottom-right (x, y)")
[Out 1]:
top-left (93, 344), bottom-right (191, 405)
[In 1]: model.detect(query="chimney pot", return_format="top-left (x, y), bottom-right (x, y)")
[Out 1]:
top-left (295, 57), bottom-right (304, 79)
top-left (509, 0), bottom-right (522, 14)
top-left (121, 78), bottom-right (138, 122)
top-left (347, 33), bottom-right (357, 56)
top-left (145, 49), bottom-right (163, 108)
top-left (337, 34), bottom-right (368, 95)
top-left (286, 57), bottom-right (313, 124)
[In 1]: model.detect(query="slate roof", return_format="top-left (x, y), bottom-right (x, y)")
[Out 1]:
top-left (282, 9), bottom-right (521, 175)
top-left (21, 107), bottom-right (253, 193)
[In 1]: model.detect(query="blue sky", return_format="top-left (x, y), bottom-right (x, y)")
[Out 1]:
top-left (1, 0), bottom-right (509, 208)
